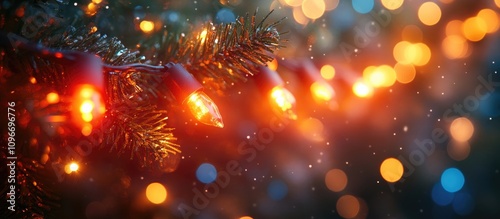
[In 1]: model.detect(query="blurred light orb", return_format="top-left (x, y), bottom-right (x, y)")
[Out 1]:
top-left (412, 43), bottom-right (431, 66)
top-left (146, 182), bottom-right (167, 204)
top-left (65, 162), bottom-right (79, 174)
top-left (216, 8), bottom-right (236, 23)
top-left (139, 20), bottom-right (154, 33)
top-left (239, 217), bottom-right (253, 219)
top-left (196, 163), bottom-right (217, 184)
top-left (402, 25), bottom-right (423, 42)
top-left (377, 65), bottom-right (397, 87)
top-left (302, 0), bottom-right (326, 20)
top-left (299, 117), bottom-right (325, 141)
top-left (446, 20), bottom-right (463, 36)
top-left (441, 168), bottom-right (465, 193)
top-left (418, 2), bottom-right (441, 26)
top-left (381, 0), bottom-right (404, 10)
top-left (496, 0), bottom-right (500, 8)
top-left (432, 183), bottom-right (455, 206)
top-left (462, 16), bottom-right (487, 42)
top-left (268, 180), bottom-right (288, 200)
top-left (394, 63), bottom-right (416, 84)
top-left (267, 58), bottom-right (279, 71)
top-left (442, 35), bottom-right (469, 59)
top-left (325, 169), bottom-right (348, 192)
top-left (46, 92), bottom-right (60, 104)
top-left (380, 157), bottom-right (404, 182)
top-left (477, 9), bottom-right (499, 33)
top-left (449, 117), bottom-right (474, 142)
top-left (336, 195), bottom-right (360, 218)
top-left (452, 192), bottom-right (475, 216)
top-left (320, 64), bottom-right (336, 80)
top-left (352, 0), bottom-right (374, 14)
top-left (352, 80), bottom-right (373, 98)
top-left (393, 41), bottom-right (412, 64)
top-left (310, 81), bottom-right (335, 103)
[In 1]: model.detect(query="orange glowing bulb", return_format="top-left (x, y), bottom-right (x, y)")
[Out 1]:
top-left (352, 80), bottom-right (373, 98)
top-left (186, 90), bottom-right (224, 128)
top-left (140, 20), bottom-right (155, 33)
top-left (310, 81), bottom-right (335, 103)
top-left (72, 85), bottom-right (105, 129)
top-left (65, 162), bottom-right (80, 174)
top-left (270, 86), bottom-right (297, 120)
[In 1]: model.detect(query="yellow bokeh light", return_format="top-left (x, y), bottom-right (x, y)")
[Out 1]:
top-left (239, 217), bottom-right (253, 219)
top-left (81, 113), bottom-right (93, 122)
top-left (146, 182), bottom-right (167, 204)
top-left (267, 58), bottom-right (279, 71)
top-left (412, 43), bottom-right (431, 66)
top-left (380, 157), bottom-right (404, 182)
top-left (30, 77), bottom-right (37, 84)
top-left (393, 41), bottom-right (412, 64)
top-left (325, 169), bottom-right (348, 192)
top-left (302, 0), bottom-right (326, 20)
top-left (418, 2), bottom-right (441, 26)
top-left (46, 92), bottom-right (60, 104)
top-left (92, 0), bottom-right (102, 4)
top-left (140, 20), bottom-right (155, 33)
top-left (324, 0), bottom-right (339, 11)
top-left (65, 162), bottom-right (79, 174)
top-left (462, 16), bottom-right (487, 42)
top-left (293, 5), bottom-right (310, 25)
top-left (450, 117), bottom-right (474, 142)
top-left (284, 0), bottom-right (302, 7)
top-left (310, 81), bottom-right (335, 102)
top-left (363, 65), bottom-right (396, 88)
top-left (336, 195), bottom-right (360, 219)
top-left (352, 80), bottom-right (373, 98)
top-left (442, 35), bottom-right (469, 59)
top-left (320, 64), bottom-right (335, 80)
top-left (80, 100), bottom-right (95, 114)
top-left (496, 0), bottom-right (500, 8)
top-left (477, 9), bottom-right (499, 33)
top-left (381, 0), bottom-right (404, 10)
top-left (394, 63), bottom-right (416, 84)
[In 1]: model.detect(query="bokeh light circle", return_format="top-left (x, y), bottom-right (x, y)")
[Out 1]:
top-left (325, 169), bottom-right (348, 192)
top-left (462, 17), bottom-right (488, 42)
top-left (352, 0), bottom-right (374, 14)
top-left (380, 157), bottom-right (404, 182)
top-left (320, 64), bottom-right (336, 80)
top-left (381, 0), bottom-right (404, 10)
top-left (302, 0), bottom-right (326, 20)
top-left (418, 2), bottom-right (441, 26)
top-left (440, 168), bottom-right (465, 193)
top-left (196, 163), bottom-right (218, 184)
top-left (449, 117), bottom-right (474, 142)
top-left (336, 195), bottom-right (360, 218)
top-left (394, 63), bottom-right (416, 84)
top-left (452, 192), bottom-right (475, 216)
top-left (146, 182), bottom-right (167, 204)
top-left (431, 183), bottom-right (454, 206)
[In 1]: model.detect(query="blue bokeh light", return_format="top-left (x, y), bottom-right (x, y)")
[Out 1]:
top-left (216, 8), bottom-right (236, 23)
top-left (441, 168), bottom-right (465, 193)
top-left (452, 192), bottom-right (474, 216)
top-left (432, 183), bottom-right (455, 206)
top-left (267, 180), bottom-right (288, 200)
top-left (352, 0), bottom-right (374, 14)
top-left (196, 163), bottom-right (217, 184)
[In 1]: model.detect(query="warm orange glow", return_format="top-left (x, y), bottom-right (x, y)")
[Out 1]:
top-left (72, 85), bottom-right (105, 129)
top-left (401, 25), bottom-right (423, 42)
top-left (352, 80), bottom-right (373, 98)
top-left (81, 124), bottom-right (93, 136)
top-left (364, 65), bottom-right (396, 88)
top-left (46, 92), bottom-right (60, 104)
top-left (462, 17), bottom-right (487, 42)
top-left (320, 64), bottom-right (335, 80)
top-left (140, 20), bottom-right (155, 33)
top-left (442, 35), bottom-right (469, 59)
top-left (447, 140), bottom-right (471, 161)
top-left (299, 117), bottom-right (324, 141)
top-left (30, 77), bottom-right (37, 84)
top-left (267, 58), bottom-right (279, 71)
top-left (381, 0), bottom-right (404, 10)
top-left (380, 157), bottom-right (404, 182)
top-left (65, 162), bottom-right (79, 174)
top-left (336, 195), bottom-right (360, 219)
top-left (418, 2), bottom-right (441, 26)
top-left (270, 86), bottom-right (298, 120)
top-left (146, 182), bottom-right (167, 204)
top-left (450, 117), bottom-right (474, 142)
top-left (394, 63), bottom-right (416, 84)
top-left (393, 41), bottom-right (412, 64)
top-left (199, 29), bottom-right (208, 43)
top-left (301, 0), bottom-right (326, 20)
top-left (239, 217), bottom-right (253, 219)
top-left (477, 9), bottom-right (499, 33)
top-left (92, 0), bottom-right (102, 4)
top-left (325, 169), bottom-right (348, 192)
top-left (496, 0), bottom-right (500, 8)
top-left (186, 90), bottom-right (224, 128)
top-left (310, 81), bottom-right (335, 102)
top-left (412, 43), bottom-right (431, 66)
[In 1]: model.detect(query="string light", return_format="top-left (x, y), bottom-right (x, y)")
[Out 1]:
top-left (185, 90), bottom-right (224, 128)
top-left (65, 161), bottom-right (80, 174)
top-left (256, 67), bottom-right (297, 120)
top-left (298, 60), bottom-right (335, 104)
